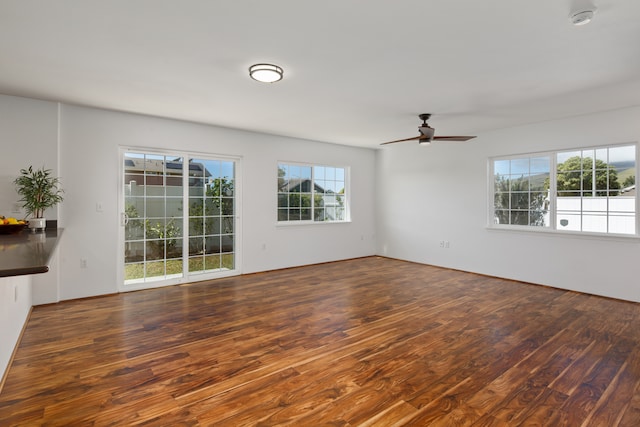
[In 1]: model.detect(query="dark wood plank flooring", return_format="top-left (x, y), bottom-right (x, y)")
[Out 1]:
top-left (1, 256), bottom-right (640, 426)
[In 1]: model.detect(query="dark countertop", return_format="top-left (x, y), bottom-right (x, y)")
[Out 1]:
top-left (0, 228), bottom-right (63, 278)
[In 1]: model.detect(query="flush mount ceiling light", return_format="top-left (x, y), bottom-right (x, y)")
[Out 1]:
top-left (569, 7), bottom-right (597, 25)
top-left (249, 63), bottom-right (283, 83)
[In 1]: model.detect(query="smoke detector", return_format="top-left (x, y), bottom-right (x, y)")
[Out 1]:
top-left (569, 8), bottom-right (596, 26)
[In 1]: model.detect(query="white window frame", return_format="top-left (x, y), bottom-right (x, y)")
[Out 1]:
top-left (277, 161), bottom-right (350, 225)
top-left (488, 142), bottom-right (639, 238)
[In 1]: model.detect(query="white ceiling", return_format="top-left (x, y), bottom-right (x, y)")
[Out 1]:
top-left (1, 0), bottom-right (639, 149)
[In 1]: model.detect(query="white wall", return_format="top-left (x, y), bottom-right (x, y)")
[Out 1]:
top-left (0, 94), bottom-right (59, 382)
top-left (0, 94), bottom-right (59, 219)
top-left (58, 104), bottom-right (377, 300)
top-left (376, 106), bottom-right (640, 302)
top-left (0, 93), bottom-right (376, 304)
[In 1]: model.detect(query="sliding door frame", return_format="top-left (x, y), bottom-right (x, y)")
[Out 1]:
top-left (117, 146), bottom-right (242, 292)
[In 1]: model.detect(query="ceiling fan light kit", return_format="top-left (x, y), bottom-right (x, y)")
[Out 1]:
top-left (249, 63), bottom-right (283, 83)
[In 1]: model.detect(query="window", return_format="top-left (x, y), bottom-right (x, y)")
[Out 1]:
top-left (277, 163), bottom-right (347, 222)
top-left (494, 156), bottom-right (551, 227)
top-left (491, 143), bottom-right (637, 235)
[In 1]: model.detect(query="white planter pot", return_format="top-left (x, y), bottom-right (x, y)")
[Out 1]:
top-left (29, 217), bottom-right (46, 231)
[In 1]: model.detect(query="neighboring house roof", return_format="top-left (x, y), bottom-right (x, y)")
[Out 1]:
top-left (279, 178), bottom-right (329, 194)
top-left (124, 158), bottom-right (211, 177)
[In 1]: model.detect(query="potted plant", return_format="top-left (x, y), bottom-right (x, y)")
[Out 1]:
top-left (14, 166), bottom-right (64, 230)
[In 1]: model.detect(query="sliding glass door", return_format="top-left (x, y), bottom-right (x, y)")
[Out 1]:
top-left (120, 150), bottom-right (239, 289)
top-left (187, 158), bottom-right (236, 275)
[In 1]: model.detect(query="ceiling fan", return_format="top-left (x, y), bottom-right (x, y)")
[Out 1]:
top-left (381, 114), bottom-right (476, 146)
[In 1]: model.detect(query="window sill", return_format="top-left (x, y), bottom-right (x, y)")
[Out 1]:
top-left (276, 220), bottom-right (352, 228)
top-left (486, 225), bottom-right (640, 243)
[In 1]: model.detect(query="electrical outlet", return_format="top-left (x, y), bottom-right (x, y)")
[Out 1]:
top-left (439, 241), bottom-right (445, 248)
top-left (80, 259), bottom-right (88, 268)
top-left (445, 241), bottom-right (450, 248)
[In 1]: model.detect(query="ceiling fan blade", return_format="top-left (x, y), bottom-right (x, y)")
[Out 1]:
top-left (380, 135), bottom-right (422, 145)
top-left (432, 136), bottom-right (477, 142)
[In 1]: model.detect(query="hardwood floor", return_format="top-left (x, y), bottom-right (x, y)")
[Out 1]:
top-left (2, 256), bottom-right (640, 426)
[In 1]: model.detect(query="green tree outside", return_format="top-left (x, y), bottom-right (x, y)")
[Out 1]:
top-left (555, 156), bottom-right (620, 196)
top-left (189, 176), bottom-right (234, 236)
top-left (494, 174), bottom-right (547, 226)
top-left (623, 175), bottom-right (635, 188)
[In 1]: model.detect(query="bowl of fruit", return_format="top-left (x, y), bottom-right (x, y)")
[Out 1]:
top-left (0, 216), bottom-right (28, 234)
